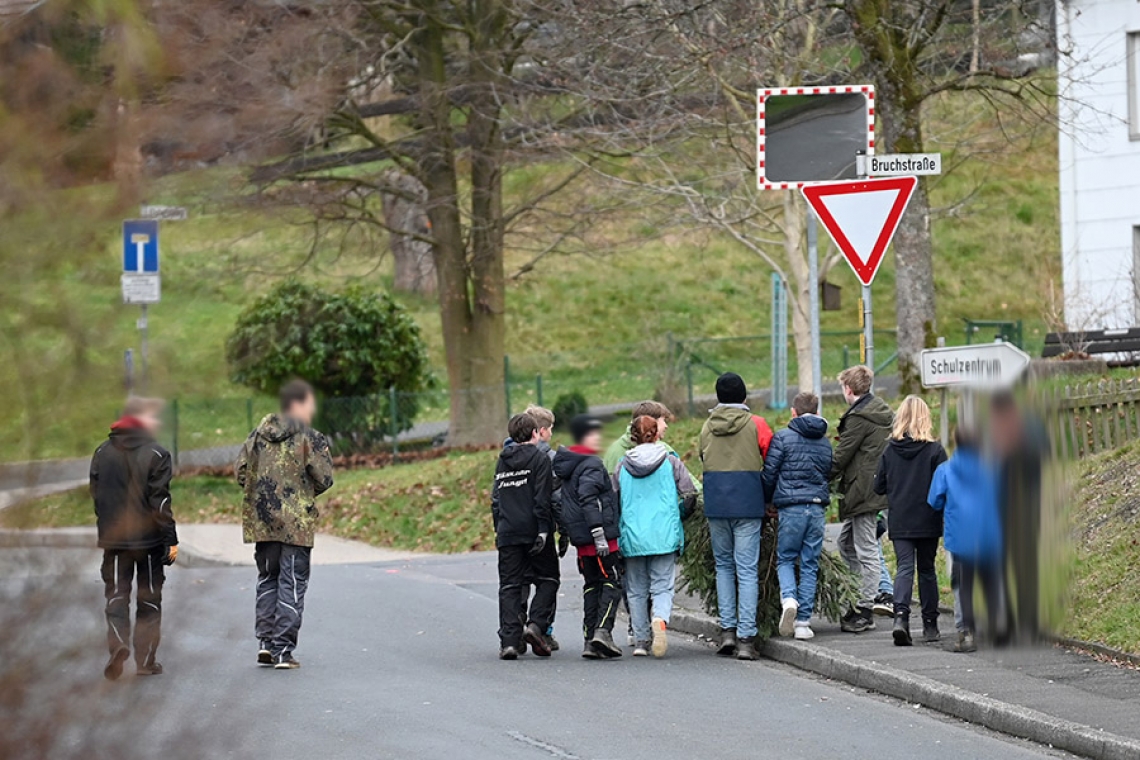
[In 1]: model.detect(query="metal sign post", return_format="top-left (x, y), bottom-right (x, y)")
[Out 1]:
top-left (861, 286), bottom-right (874, 369)
top-left (770, 272), bottom-right (789, 410)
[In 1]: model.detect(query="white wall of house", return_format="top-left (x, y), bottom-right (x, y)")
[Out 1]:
top-left (1057, 0), bottom-right (1140, 329)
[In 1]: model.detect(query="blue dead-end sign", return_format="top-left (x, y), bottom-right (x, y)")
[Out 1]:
top-left (123, 219), bottom-right (159, 273)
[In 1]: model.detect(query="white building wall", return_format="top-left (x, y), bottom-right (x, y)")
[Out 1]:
top-left (1057, 0), bottom-right (1140, 329)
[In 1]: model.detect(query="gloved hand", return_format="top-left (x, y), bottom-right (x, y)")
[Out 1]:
top-left (529, 532), bottom-right (548, 556)
top-left (590, 526), bottom-right (610, 557)
top-left (557, 532), bottom-right (570, 558)
top-left (165, 545), bottom-right (178, 566)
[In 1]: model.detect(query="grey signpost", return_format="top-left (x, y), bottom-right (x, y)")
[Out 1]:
top-left (122, 219), bottom-right (161, 391)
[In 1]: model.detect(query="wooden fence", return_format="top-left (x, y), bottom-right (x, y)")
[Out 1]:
top-left (1049, 379), bottom-right (1140, 459)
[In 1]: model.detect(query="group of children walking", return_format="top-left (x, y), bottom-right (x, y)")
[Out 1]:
top-left (494, 364), bottom-right (1003, 660)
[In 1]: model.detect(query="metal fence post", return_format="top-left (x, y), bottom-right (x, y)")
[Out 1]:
top-left (686, 362), bottom-right (695, 418)
top-left (389, 385), bottom-right (399, 459)
top-left (842, 344), bottom-right (849, 369)
top-left (246, 398), bottom-right (253, 432)
top-left (536, 374), bottom-right (543, 407)
top-left (503, 355), bottom-right (512, 418)
top-left (171, 399), bottom-right (180, 469)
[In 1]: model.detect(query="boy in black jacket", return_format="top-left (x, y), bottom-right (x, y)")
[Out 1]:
top-left (553, 415), bottom-right (623, 659)
top-left (492, 413), bottom-right (558, 660)
top-left (89, 397), bottom-right (179, 680)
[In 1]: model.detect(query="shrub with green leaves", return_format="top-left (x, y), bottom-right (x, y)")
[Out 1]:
top-left (225, 281), bottom-right (431, 445)
top-left (552, 391), bottom-right (588, 429)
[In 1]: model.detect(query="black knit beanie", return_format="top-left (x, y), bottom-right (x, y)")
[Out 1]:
top-left (715, 372), bottom-right (748, 405)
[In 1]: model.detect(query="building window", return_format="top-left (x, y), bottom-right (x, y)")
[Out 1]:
top-left (1129, 32), bottom-right (1140, 140)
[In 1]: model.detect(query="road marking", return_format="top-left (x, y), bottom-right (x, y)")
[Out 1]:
top-left (506, 731), bottom-right (581, 759)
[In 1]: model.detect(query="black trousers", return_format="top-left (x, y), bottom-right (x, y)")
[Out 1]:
top-left (498, 540), bottom-right (559, 647)
top-left (952, 557), bottom-right (1005, 637)
top-left (892, 538), bottom-right (940, 624)
top-left (578, 552), bottom-right (622, 640)
top-left (255, 542), bottom-right (312, 657)
top-left (101, 547), bottom-right (166, 665)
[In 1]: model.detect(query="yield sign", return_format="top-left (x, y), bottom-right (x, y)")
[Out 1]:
top-left (801, 176), bottom-right (917, 286)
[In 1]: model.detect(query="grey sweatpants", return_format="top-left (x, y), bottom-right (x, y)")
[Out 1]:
top-left (838, 513), bottom-right (879, 608)
top-left (255, 542), bottom-right (312, 657)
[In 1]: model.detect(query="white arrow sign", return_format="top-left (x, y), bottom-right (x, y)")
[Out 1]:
top-left (920, 342), bottom-right (1031, 390)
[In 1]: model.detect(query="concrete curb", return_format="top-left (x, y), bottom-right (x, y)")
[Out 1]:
top-left (670, 609), bottom-right (1140, 760)
top-left (0, 528), bottom-right (236, 568)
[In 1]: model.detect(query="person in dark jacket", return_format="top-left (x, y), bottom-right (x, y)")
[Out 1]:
top-left (90, 396), bottom-right (178, 680)
top-left (492, 413), bottom-right (559, 660)
top-left (873, 395), bottom-right (948, 646)
top-left (553, 415), bottom-right (623, 659)
top-left (831, 365), bottom-right (894, 633)
top-left (235, 380), bottom-right (335, 670)
top-left (698, 372), bottom-right (774, 660)
top-left (762, 392), bottom-right (833, 641)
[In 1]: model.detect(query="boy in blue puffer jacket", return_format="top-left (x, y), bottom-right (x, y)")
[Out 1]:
top-left (762, 392), bottom-right (833, 640)
top-left (928, 430), bottom-right (1005, 653)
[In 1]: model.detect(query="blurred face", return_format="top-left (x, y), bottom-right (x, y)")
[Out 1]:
top-left (289, 393), bottom-right (316, 426)
top-left (538, 425), bottom-right (553, 443)
top-left (655, 416), bottom-right (668, 439)
top-left (581, 429), bottom-right (603, 451)
top-left (137, 409), bottom-right (163, 436)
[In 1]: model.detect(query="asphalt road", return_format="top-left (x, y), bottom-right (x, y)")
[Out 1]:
top-left (4, 548), bottom-right (1068, 760)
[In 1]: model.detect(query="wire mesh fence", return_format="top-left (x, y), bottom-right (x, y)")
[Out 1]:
top-left (164, 331), bottom-right (895, 469)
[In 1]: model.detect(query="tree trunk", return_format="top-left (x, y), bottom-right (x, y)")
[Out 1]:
top-left (381, 168), bottom-right (437, 297)
top-left (415, 6), bottom-right (507, 446)
top-left (879, 94), bottom-right (936, 394)
top-left (782, 194), bottom-right (816, 392)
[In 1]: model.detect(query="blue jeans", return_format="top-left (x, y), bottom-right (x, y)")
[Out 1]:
top-left (708, 517), bottom-right (762, 638)
top-left (878, 543), bottom-right (894, 595)
top-left (624, 553), bottom-right (676, 643)
top-left (776, 504), bottom-right (826, 622)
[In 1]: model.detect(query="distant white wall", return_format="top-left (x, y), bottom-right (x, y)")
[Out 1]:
top-left (1057, 0), bottom-right (1140, 329)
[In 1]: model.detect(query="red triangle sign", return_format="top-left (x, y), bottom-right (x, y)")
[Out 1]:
top-left (801, 177), bottom-right (917, 286)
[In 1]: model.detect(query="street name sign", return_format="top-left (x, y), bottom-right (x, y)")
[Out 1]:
top-left (801, 176), bottom-right (918, 286)
top-left (140, 205), bottom-right (188, 221)
top-left (920, 342), bottom-right (1031, 389)
top-left (868, 153), bottom-right (942, 177)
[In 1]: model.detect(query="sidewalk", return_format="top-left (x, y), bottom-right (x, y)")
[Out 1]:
top-left (0, 524), bottom-right (423, 567)
top-left (670, 600), bottom-right (1140, 760)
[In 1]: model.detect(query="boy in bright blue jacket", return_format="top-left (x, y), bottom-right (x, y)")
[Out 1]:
top-left (928, 430), bottom-right (1005, 653)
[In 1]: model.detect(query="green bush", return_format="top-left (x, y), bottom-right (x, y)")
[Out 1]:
top-left (680, 511), bottom-right (860, 640)
top-left (225, 281), bottom-right (431, 446)
top-left (552, 391), bottom-right (588, 429)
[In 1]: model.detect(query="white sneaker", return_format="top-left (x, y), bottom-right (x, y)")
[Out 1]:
top-left (779, 598), bottom-right (799, 637)
top-left (633, 642), bottom-right (649, 657)
top-left (793, 622), bottom-right (814, 640)
top-left (651, 617), bottom-right (668, 658)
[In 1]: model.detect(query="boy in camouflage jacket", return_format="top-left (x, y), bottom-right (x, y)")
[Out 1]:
top-left (236, 380), bottom-right (334, 669)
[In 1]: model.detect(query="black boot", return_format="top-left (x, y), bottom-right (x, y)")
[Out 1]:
top-left (736, 636), bottom-right (759, 661)
top-left (892, 614), bottom-right (912, 646)
top-left (590, 628), bottom-right (623, 658)
top-left (582, 640), bottom-right (601, 659)
top-left (922, 620), bottom-right (941, 643)
top-left (716, 628), bottom-right (738, 656)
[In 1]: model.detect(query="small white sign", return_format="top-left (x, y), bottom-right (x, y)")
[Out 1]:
top-left (122, 273), bottom-right (161, 304)
top-left (920, 342), bottom-right (1030, 389)
top-left (869, 153), bottom-right (942, 176)
top-left (140, 205), bottom-right (188, 221)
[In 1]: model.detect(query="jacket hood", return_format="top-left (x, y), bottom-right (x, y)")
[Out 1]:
top-left (552, 447), bottom-right (592, 480)
top-left (789, 414), bottom-right (828, 439)
top-left (889, 435), bottom-right (934, 460)
top-left (499, 440), bottom-right (540, 468)
top-left (706, 404), bottom-right (753, 437)
top-left (622, 442), bottom-right (669, 477)
top-left (256, 413), bottom-right (303, 443)
top-left (108, 424), bottom-right (153, 450)
top-left (846, 394), bottom-right (893, 427)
